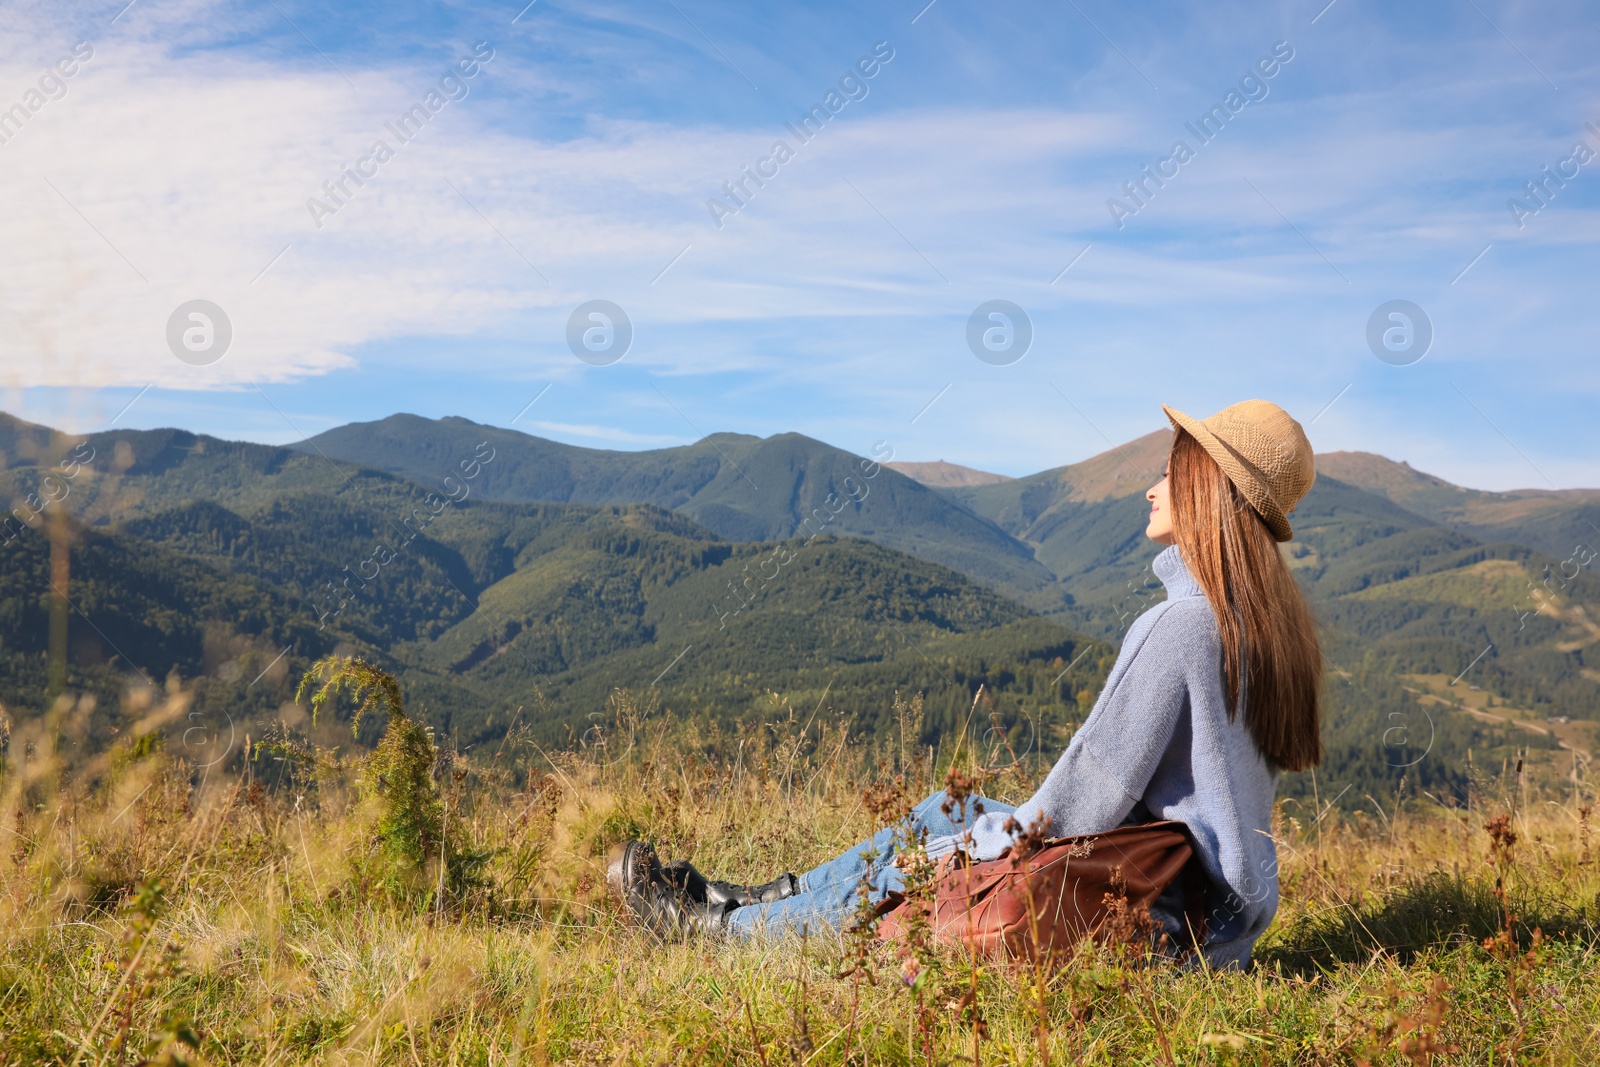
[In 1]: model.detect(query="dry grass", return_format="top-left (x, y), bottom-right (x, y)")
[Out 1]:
top-left (2, 686), bottom-right (1598, 1065)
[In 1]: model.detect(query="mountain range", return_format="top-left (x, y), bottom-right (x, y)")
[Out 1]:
top-left (2, 409), bottom-right (1595, 801)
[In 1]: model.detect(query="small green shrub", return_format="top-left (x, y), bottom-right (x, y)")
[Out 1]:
top-left (297, 655), bottom-right (489, 908)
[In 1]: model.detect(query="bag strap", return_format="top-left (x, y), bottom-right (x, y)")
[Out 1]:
top-left (1176, 835), bottom-right (1211, 956)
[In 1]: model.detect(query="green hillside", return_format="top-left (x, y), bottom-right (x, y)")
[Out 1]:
top-left (1343, 556), bottom-right (1535, 608)
top-left (294, 415), bottom-right (1062, 609)
top-left (1318, 450), bottom-right (1600, 559)
top-left (0, 415), bottom-right (1108, 765)
top-left (3, 409), bottom-right (1596, 806)
top-left (418, 527), bottom-right (1104, 745)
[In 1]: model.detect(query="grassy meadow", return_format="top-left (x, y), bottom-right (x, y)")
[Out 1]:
top-left (1, 674), bottom-right (1598, 1066)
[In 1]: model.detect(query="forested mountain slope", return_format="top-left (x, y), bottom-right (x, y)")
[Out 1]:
top-left (2, 409), bottom-right (1595, 802)
top-left (294, 415), bottom-right (1060, 607)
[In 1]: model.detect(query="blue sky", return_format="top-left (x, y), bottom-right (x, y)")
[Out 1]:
top-left (3, 0), bottom-right (1598, 490)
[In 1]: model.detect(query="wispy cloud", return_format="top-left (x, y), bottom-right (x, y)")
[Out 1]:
top-left (528, 420), bottom-right (686, 446)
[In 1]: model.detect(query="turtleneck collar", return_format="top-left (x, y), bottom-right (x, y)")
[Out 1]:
top-left (1152, 544), bottom-right (1204, 600)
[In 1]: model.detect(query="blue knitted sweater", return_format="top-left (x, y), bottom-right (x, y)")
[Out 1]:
top-left (924, 545), bottom-right (1283, 968)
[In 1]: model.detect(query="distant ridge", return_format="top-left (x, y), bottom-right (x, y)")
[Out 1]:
top-left (1315, 449), bottom-right (1600, 557)
top-left (1050, 429), bottom-right (1173, 503)
top-left (1316, 450), bottom-right (1600, 505)
top-left (886, 460), bottom-right (1012, 488)
top-left (290, 413), bottom-right (1061, 606)
top-left (1317, 451), bottom-right (1438, 492)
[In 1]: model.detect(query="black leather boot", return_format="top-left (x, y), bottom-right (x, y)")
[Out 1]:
top-left (630, 878), bottom-right (733, 938)
top-left (662, 859), bottom-right (800, 908)
top-left (607, 839), bottom-right (662, 901)
top-left (608, 841), bottom-right (733, 938)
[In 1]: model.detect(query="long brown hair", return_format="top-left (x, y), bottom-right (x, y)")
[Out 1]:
top-left (1168, 428), bottom-right (1322, 771)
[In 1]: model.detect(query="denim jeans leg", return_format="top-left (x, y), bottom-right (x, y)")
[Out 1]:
top-left (727, 824), bottom-right (898, 938)
top-left (906, 788), bottom-right (1015, 843)
top-left (726, 790), bottom-right (1016, 939)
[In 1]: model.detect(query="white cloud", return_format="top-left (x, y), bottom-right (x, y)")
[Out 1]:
top-left (524, 420), bottom-right (685, 446)
top-left (3, 0), bottom-right (1600, 491)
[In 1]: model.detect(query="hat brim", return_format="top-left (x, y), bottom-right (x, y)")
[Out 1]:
top-left (1162, 404), bottom-right (1294, 541)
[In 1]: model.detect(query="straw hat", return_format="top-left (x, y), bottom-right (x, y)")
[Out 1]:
top-left (1162, 399), bottom-right (1315, 542)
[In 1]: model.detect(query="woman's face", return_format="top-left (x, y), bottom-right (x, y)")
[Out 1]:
top-left (1146, 465), bottom-right (1176, 544)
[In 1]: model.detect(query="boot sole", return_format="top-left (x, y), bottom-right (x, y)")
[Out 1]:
top-left (606, 840), bottom-right (659, 903)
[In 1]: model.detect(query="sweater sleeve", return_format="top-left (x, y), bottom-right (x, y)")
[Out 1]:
top-left (927, 603), bottom-right (1200, 862)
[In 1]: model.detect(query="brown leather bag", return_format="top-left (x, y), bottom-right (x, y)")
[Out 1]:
top-left (875, 820), bottom-right (1208, 962)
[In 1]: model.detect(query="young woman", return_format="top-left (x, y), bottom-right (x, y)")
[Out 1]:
top-left (610, 399), bottom-right (1323, 968)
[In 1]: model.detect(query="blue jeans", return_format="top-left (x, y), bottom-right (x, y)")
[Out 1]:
top-left (727, 790), bottom-right (1014, 938)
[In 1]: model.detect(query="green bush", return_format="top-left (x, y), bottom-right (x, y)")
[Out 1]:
top-left (297, 655), bottom-right (490, 908)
